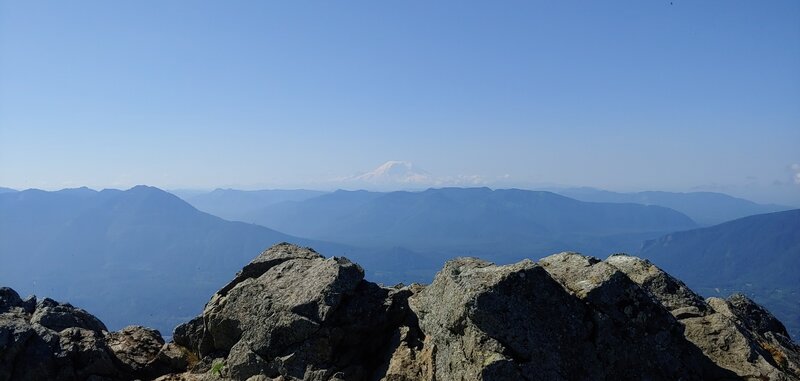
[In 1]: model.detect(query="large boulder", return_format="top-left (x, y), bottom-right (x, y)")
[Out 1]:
top-left (538, 252), bottom-right (737, 380)
top-left (105, 325), bottom-right (193, 379)
top-left (407, 257), bottom-right (591, 380)
top-left (58, 327), bottom-right (119, 379)
top-left (0, 312), bottom-right (60, 381)
top-left (173, 243), bottom-right (416, 380)
top-left (31, 297), bottom-right (108, 333)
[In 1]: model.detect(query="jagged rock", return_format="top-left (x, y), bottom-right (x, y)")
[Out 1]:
top-left (0, 287), bottom-right (35, 315)
top-left (605, 253), bottom-right (708, 318)
top-left (409, 257), bottom-right (591, 380)
top-left (539, 252), bottom-right (739, 380)
top-left (0, 313), bottom-right (50, 380)
top-left (376, 323), bottom-right (432, 381)
top-left (106, 325), bottom-right (170, 378)
top-left (607, 254), bottom-right (800, 380)
top-left (31, 297), bottom-right (108, 333)
top-left (160, 243), bottom-right (800, 380)
top-left (0, 311), bottom-right (112, 381)
top-left (58, 327), bottom-right (119, 379)
top-left (155, 342), bottom-right (197, 373)
top-left (726, 293), bottom-right (793, 338)
top-left (0, 288), bottom-right (23, 313)
top-left (5, 243), bottom-right (800, 380)
top-left (174, 315), bottom-right (205, 354)
top-left (174, 243), bottom-right (416, 380)
top-left (0, 291), bottom-right (185, 381)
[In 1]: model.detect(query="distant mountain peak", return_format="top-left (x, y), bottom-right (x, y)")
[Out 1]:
top-left (56, 186), bottom-right (98, 196)
top-left (354, 161), bottom-right (433, 184)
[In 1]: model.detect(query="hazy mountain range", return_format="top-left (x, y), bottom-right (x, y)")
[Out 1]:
top-left (241, 187), bottom-right (696, 257)
top-left (175, 181), bottom-right (789, 229)
top-left (175, 188), bottom-right (326, 222)
top-left (553, 187), bottom-right (790, 226)
top-left (1, 184), bottom-right (797, 340)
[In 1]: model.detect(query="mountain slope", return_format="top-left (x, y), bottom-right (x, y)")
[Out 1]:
top-left (0, 186), bottom-right (353, 334)
top-left (639, 209), bottom-right (800, 339)
top-left (178, 188), bottom-right (327, 221)
top-left (245, 187), bottom-right (697, 259)
top-left (555, 187), bottom-right (790, 225)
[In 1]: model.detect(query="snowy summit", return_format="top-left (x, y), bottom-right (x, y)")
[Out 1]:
top-left (353, 161), bottom-right (434, 185)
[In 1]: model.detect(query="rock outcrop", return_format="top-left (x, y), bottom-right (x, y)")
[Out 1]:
top-left (171, 244), bottom-right (417, 381)
top-left (0, 288), bottom-right (186, 380)
top-left (3, 243), bottom-right (799, 380)
top-left (606, 254), bottom-right (800, 380)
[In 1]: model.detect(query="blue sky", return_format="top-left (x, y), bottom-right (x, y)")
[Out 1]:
top-left (1, 1), bottom-right (798, 204)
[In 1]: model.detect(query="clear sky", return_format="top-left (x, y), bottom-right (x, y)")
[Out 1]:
top-left (1, 1), bottom-right (798, 205)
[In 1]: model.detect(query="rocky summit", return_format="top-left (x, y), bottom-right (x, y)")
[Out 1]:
top-left (2, 243), bottom-right (799, 380)
top-left (0, 287), bottom-right (191, 380)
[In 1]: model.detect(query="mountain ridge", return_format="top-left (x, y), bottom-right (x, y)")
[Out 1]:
top-left (178, 188), bottom-right (327, 222)
top-left (554, 187), bottom-right (791, 225)
top-left (244, 187), bottom-right (697, 256)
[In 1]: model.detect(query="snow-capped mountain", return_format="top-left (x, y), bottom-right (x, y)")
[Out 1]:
top-left (336, 161), bottom-right (489, 190)
top-left (353, 161), bottom-right (434, 185)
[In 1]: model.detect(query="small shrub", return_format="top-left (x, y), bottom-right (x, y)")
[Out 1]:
top-left (210, 360), bottom-right (225, 377)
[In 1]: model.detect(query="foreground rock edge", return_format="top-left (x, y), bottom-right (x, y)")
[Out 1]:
top-left (1, 242), bottom-right (798, 381)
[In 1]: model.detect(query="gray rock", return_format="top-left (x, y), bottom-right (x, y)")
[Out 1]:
top-left (0, 313), bottom-right (49, 381)
top-left (539, 252), bottom-right (738, 380)
top-left (606, 253), bottom-right (800, 380)
top-left (0, 288), bottom-right (22, 313)
top-left (106, 325), bottom-right (166, 377)
top-left (159, 244), bottom-right (800, 380)
top-left (184, 243), bottom-right (416, 380)
top-left (606, 254), bottom-right (708, 315)
top-left (173, 315), bottom-right (207, 354)
top-left (155, 342), bottom-right (197, 373)
top-left (58, 327), bottom-right (119, 379)
top-left (726, 293), bottom-right (792, 338)
top-left (0, 288), bottom-right (185, 380)
top-left (5, 243), bottom-right (800, 380)
top-left (31, 297), bottom-right (108, 333)
top-left (409, 257), bottom-right (590, 380)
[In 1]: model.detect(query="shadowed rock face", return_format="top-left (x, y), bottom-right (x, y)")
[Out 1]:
top-left (408, 258), bottom-right (593, 380)
top-left (3, 243), bottom-right (800, 381)
top-left (0, 288), bottom-right (187, 381)
top-left (606, 254), bottom-right (800, 380)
